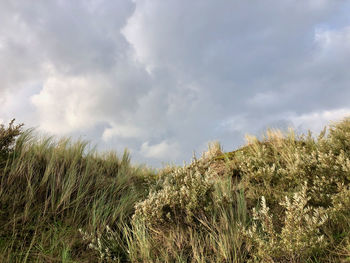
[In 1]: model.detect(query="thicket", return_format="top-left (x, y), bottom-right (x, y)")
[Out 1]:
top-left (1, 118), bottom-right (350, 262)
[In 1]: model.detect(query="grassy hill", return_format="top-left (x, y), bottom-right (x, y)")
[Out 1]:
top-left (1, 118), bottom-right (350, 262)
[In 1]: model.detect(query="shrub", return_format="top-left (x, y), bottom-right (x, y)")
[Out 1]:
top-left (233, 126), bottom-right (350, 210)
top-left (132, 142), bottom-right (225, 230)
top-left (86, 176), bottom-right (249, 263)
top-left (243, 183), bottom-right (329, 262)
top-left (133, 163), bottom-right (215, 228)
top-left (326, 117), bottom-right (350, 157)
top-left (0, 119), bottom-right (23, 166)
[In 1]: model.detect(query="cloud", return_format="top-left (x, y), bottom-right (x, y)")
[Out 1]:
top-left (141, 140), bottom-right (180, 160)
top-left (1, 0), bottom-right (350, 166)
top-left (31, 72), bottom-right (102, 134)
top-left (290, 108), bottom-right (350, 133)
top-left (222, 108), bottom-right (350, 137)
top-left (102, 123), bottom-right (144, 140)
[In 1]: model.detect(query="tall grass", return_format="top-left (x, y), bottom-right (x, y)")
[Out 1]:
top-left (2, 118), bottom-right (350, 262)
top-left (121, 177), bottom-right (248, 262)
top-left (0, 128), bottom-right (154, 262)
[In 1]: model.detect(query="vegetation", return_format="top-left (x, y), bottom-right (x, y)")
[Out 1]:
top-left (1, 118), bottom-right (350, 262)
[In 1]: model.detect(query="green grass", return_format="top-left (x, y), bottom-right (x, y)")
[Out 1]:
top-left (1, 118), bottom-right (350, 262)
top-left (0, 126), bottom-right (155, 262)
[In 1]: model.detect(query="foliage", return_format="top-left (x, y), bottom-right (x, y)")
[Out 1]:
top-left (2, 117), bottom-right (350, 262)
top-left (0, 119), bottom-right (23, 166)
top-left (244, 183), bottom-right (328, 262)
top-left (0, 129), bottom-right (154, 262)
top-left (133, 164), bottom-right (215, 228)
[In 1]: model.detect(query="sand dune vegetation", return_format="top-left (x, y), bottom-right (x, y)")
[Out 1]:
top-left (1, 118), bottom-right (350, 262)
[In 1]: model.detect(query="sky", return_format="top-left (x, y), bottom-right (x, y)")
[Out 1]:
top-left (1, 0), bottom-right (350, 167)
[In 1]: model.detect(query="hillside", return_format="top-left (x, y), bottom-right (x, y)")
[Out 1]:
top-left (1, 118), bottom-right (350, 262)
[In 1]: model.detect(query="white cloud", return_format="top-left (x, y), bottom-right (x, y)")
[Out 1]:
top-left (102, 123), bottom-right (144, 140)
top-left (1, 0), bottom-right (350, 166)
top-left (31, 73), bottom-right (102, 134)
top-left (315, 26), bottom-right (350, 47)
top-left (141, 140), bottom-right (180, 160)
top-left (222, 108), bottom-right (350, 140)
top-left (290, 108), bottom-right (350, 133)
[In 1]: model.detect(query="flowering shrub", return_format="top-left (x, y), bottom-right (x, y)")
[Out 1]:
top-left (133, 164), bottom-right (215, 228)
top-left (76, 117), bottom-right (350, 262)
top-left (244, 183), bottom-right (329, 262)
top-left (79, 226), bottom-right (125, 263)
top-left (132, 142), bottom-right (224, 229)
top-left (234, 127), bottom-right (350, 210)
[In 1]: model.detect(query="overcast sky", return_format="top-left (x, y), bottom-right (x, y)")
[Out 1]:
top-left (1, 0), bottom-right (350, 166)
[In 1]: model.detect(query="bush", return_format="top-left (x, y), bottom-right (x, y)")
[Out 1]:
top-left (133, 162), bottom-right (215, 229)
top-left (243, 183), bottom-right (328, 262)
top-left (233, 127), bottom-right (350, 210)
top-left (0, 119), bottom-right (23, 166)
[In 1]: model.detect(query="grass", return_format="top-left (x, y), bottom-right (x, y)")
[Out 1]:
top-left (1, 118), bottom-right (350, 262)
top-left (0, 125), bottom-right (155, 262)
